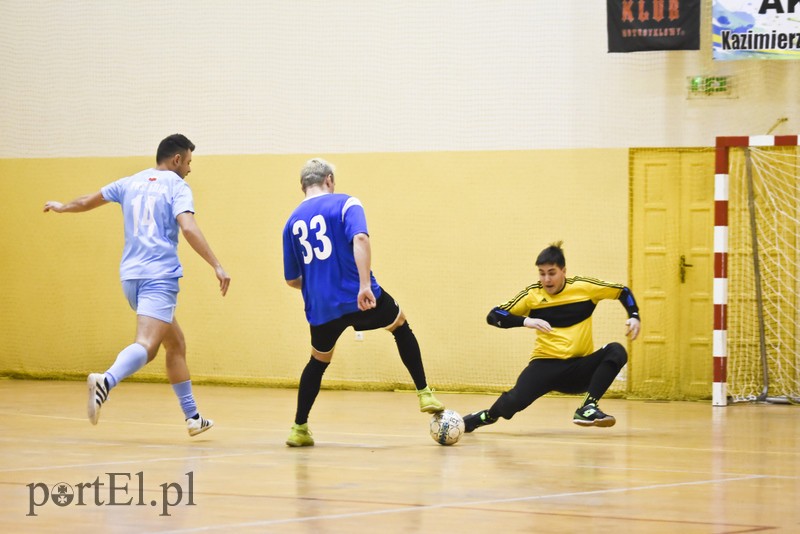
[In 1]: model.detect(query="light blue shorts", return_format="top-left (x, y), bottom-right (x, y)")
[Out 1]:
top-left (122, 278), bottom-right (180, 323)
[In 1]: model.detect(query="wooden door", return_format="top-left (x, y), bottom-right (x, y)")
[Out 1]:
top-left (629, 149), bottom-right (714, 400)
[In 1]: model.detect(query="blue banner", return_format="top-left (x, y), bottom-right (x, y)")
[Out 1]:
top-left (713, 0), bottom-right (800, 60)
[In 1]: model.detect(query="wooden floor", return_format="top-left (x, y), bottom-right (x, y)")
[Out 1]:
top-left (0, 379), bottom-right (798, 533)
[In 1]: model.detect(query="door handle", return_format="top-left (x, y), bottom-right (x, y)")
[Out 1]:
top-left (680, 255), bottom-right (694, 283)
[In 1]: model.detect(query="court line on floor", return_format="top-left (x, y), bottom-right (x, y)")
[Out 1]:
top-left (3, 409), bottom-right (797, 460)
top-left (157, 474), bottom-right (769, 533)
top-left (2, 433), bottom-right (795, 481)
top-left (0, 450), bottom-right (281, 474)
top-left (4, 416), bottom-right (798, 462)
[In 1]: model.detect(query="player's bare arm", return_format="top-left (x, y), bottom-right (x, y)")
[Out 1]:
top-left (286, 277), bottom-right (302, 289)
top-left (352, 232), bottom-right (376, 310)
top-left (176, 211), bottom-right (230, 296)
top-left (43, 191), bottom-right (108, 213)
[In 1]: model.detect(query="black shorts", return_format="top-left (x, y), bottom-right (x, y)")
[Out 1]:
top-left (310, 290), bottom-right (401, 353)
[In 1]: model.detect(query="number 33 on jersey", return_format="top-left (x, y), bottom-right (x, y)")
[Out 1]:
top-left (292, 215), bottom-right (332, 263)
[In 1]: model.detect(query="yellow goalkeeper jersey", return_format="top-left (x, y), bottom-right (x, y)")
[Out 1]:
top-left (498, 276), bottom-right (625, 360)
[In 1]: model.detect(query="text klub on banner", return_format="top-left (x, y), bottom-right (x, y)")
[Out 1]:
top-left (608, 0), bottom-right (701, 52)
top-left (713, 0), bottom-right (800, 60)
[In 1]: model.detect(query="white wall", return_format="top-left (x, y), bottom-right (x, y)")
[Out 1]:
top-left (1, 1), bottom-right (798, 158)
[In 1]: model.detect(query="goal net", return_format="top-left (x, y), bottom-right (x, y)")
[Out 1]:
top-left (716, 137), bottom-right (800, 404)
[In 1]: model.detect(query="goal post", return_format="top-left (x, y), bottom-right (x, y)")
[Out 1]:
top-left (714, 135), bottom-right (800, 406)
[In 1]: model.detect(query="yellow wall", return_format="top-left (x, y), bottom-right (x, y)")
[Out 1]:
top-left (0, 149), bottom-right (630, 392)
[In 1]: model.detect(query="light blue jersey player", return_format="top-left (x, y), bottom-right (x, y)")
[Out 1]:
top-left (281, 158), bottom-right (444, 447)
top-left (44, 134), bottom-right (230, 437)
top-left (101, 169), bottom-right (193, 325)
top-left (101, 168), bottom-right (193, 283)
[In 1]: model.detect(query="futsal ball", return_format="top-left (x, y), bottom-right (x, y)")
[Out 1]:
top-left (429, 409), bottom-right (465, 446)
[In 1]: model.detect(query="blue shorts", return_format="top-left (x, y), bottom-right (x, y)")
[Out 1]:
top-left (122, 278), bottom-right (180, 323)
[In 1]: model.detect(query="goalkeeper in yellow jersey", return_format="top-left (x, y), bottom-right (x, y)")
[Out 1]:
top-left (463, 241), bottom-right (641, 432)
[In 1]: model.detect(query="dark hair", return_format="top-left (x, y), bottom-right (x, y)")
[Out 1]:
top-left (156, 134), bottom-right (195, 164)
top-left (535, 241), bottom-right (566, 268)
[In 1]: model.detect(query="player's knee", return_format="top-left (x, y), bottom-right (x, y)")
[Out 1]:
top-left (163, 338), bottom-right (186, 357)
top-left (136, 340), bottom-right (161, 361)
top-left (605, 342), bottom-right (628, 368)
top-left (311, 349), bottom-right (333, 363)
top-left (387, 310), bottom-right (407, 332)
top-left (391, 321), bottom-right (412, 338)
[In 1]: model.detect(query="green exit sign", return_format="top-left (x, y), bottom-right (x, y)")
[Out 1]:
top-left (688, 76), bottom-right (734, 97)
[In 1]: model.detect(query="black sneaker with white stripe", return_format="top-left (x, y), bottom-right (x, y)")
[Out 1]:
top-left (573, 403), bottom-right (616, 427)
top-left (87, 373), bottom-right (109, 425)
top-left (463, 409), bottom-right (497, 433)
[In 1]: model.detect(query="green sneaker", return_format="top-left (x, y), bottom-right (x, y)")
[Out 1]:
top-left (286, 423), bottom-right (315, 447)
top-left (573, 403), bottom-right (616, 427)
top-left (417, 386), bottom-right (445, 413)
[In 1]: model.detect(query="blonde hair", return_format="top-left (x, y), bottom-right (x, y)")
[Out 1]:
top-left (300, 158), bottom-right (335, 191)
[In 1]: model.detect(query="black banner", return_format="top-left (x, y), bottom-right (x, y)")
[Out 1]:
top-left (608, 0), bottom-right (700, 52)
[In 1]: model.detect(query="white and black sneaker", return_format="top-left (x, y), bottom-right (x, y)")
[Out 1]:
top-left (186, 414), bottom-right (214, 437)
top-left (87, 373), bottom-right (109, 425)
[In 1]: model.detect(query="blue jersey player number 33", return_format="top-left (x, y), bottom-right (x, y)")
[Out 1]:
top-left (283, 193), bottom-right (381, 326)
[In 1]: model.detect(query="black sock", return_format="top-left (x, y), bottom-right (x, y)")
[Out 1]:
top-left (294, 356), bottom-right (329, 425)
top-left (585, 359), bottom-right (622, 405)
top-left (392, 322), bottom-right (427, 390)
top-left (584, 343), bottom-right (627, 407)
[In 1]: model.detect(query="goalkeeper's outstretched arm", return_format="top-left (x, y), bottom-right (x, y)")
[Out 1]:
top-left (487, 307), bottom-right (554, 333)
top-left (618, 286), bottom-right (641, 340)
top-left (486, 307), bottom-right (526, 328)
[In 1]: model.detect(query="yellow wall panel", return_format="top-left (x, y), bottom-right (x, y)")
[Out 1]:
top-left (0, 149), bottom-right (629, 392)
